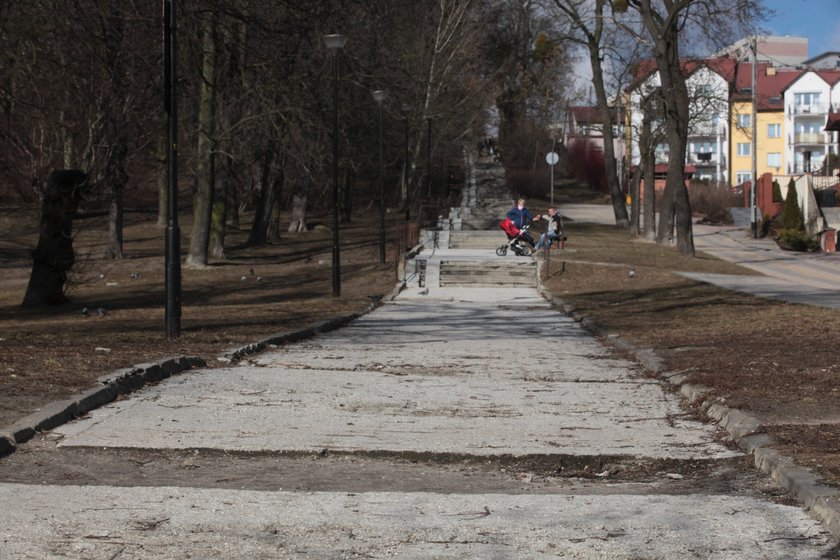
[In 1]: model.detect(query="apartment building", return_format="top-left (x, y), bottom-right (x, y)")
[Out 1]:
top-left (783, 69), bottom-right (840, 174)
top-left (626, 57), bottom-right (840, 188)
top-left (728, 63), bottom-right (800, 186)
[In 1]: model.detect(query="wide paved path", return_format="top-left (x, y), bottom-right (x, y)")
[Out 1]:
top-left (0, 282), bottom-right (834, 557)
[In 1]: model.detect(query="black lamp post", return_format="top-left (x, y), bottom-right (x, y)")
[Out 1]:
top-left (426, 117), bottom-right (432, 199)
top-left (402, 105), bottom-right (410, 221)
top-left (323, 33), bottom-right (346, 297)
top-left (163, 0), bottom-right (181, 340)
top-left (372, 89), bottom-right (386, 264)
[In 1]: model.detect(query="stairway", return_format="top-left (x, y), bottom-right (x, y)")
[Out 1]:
top-left (438, 260), bottom-right (536, 288)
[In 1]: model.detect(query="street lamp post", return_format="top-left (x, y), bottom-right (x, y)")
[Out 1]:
top-left (372, 90), bottom-right (387, 264)
top-left (426, 117), bottom-right (432, 199)
top-left (163, 0), bottom-right (181, 340)
top-left (402, 105), bottom-right (410, 221)
top-left (323, 34), bottom-right (346, 297)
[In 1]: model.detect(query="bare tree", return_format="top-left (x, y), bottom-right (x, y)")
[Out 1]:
top-left (548, 0), bottom-right (630, 227)
top-left (616, 0), bottom-right (763, 255)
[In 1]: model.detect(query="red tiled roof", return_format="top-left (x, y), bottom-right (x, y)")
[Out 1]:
top-left (570, 105), bottom-right (623, 125)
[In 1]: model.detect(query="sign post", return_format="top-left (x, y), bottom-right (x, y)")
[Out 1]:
top-left (545, 151), bottom-right (559, 205)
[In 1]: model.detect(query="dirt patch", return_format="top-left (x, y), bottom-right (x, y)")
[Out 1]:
top-left (0, 208), bottom-right (400, 428)
top-left (539, 222), bottom-right (840, 488)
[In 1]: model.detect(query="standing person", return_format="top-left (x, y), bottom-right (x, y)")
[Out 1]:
top-left (506, 198), bottom-right (538, 247)
top-left (535, 207), bottom-right (564, 250)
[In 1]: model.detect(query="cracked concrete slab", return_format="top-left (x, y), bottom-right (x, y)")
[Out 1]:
top-left (0, 484), bottom-right (832, 559)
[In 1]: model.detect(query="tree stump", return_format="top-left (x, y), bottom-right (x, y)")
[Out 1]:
top-left (21, 170), bottom-right (87, 307)
top-left (288, 194), bottom-right (307, 233)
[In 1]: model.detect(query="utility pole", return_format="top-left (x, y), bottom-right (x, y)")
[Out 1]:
top-left (750, 37), bottom-right (758, 239)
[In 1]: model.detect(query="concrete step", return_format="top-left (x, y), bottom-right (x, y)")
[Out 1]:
top-left (449, 231), bottom-right (508, 249)
top-left (439, 260), bottom-right (536, 287)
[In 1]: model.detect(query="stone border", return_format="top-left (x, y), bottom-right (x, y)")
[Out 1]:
top-left (0, 356), bottom-right (205, 456)
top-left (542, 290), bottom-right (840, 540)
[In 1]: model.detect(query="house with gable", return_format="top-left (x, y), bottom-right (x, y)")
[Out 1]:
top-left (625, 58), bottom-right (731, 186)
top-left (782, 69), bottom-right (840, 174)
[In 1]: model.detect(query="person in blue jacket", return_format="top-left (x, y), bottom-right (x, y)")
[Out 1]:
top-left (506, 198), bottom-right (539, 247)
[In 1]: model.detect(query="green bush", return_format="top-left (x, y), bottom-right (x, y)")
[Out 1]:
top-left (689, 181), bottom-right (741, 225)
top-left (776, 228), bottom-right (818, 252)
top-left (772, 180), bottom-right (782, 203)
top-left (779, 179), bottom-right (804, 231)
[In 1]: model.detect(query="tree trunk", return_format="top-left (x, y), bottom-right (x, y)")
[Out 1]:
top-left (629, 165), bottom-right (641, 235)
top-left (267, 190), bottom-right (283, 244)
top-left (22, 170), bottom-right (86, 307)
top-left (641, 97), bottom-right (657, 241)
top-left (104, 126), bottom-right (127, 259)
top-left (105, 185), bottom-right (124, 259)
top-left (587, 0), bottom-right (628, 228)
top-left (247, 143), bottom-right (283, 246)
top-left (639, 0), bottom-right (694, 255)
top-left (186, 12), bottom-right (218, 268)
top-left (209, 164), bottom-right (227, 259)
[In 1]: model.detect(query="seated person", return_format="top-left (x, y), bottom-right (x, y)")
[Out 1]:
top-left (534, 207), bottom-right (563, 250)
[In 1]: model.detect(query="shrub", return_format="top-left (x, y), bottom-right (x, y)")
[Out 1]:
top-left (779, 178), bottom-right (804, 231)
top-left (689, 181), bottom-right (741, 224)
top-left (566, 139), bottom-right (607, 193)
top-left (772, 180), bottom-right (782, 203)
top-left (776, 228), bottom-right (818, 252)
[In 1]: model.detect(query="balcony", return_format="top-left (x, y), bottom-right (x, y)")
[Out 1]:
top-left (686, 153), bottom-right (725, 167)
top-left (688, 123), bottom-right (724, 137)
top-left (790, 103), bottom-right (827, 116)
top-left (788, 157), bottom-right (826, 175)
top-left (792, 132), bottom-right (828, 146)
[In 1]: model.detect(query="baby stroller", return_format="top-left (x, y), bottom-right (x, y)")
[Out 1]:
top-left (496, 218), bottom-right (534, 256)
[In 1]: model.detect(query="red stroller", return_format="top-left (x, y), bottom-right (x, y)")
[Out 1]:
top-left (496, 218), bottom-right (534, 256)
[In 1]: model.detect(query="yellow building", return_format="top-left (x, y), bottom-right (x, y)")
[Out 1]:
top-left (728, 65), bottom-right (801, 186)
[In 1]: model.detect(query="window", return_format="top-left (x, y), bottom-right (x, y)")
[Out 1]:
top-left (737, 114), bottom-right (751, 128)
top-left (767, 123), bottom-right (781, 138)
top-left (737, 143), bottom-right (751, 156)
top-left (695, 84), bottom-right (713, 96)
top-left (767, 153), bottom-right (781, 168)
top-left (794, 92), bottom-right (821, 108)
top-left (736, 171), bottom-right (751, 184)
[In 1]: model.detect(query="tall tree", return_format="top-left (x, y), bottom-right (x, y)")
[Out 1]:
top-left (549, 0), bottom-right (630, 227)
top-left (617, 0), bottom-right (763, 255)
top-left (186, 10), bottom-right (219, 268)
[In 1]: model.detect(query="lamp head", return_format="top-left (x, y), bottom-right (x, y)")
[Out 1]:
top-left (372, 90), bottom-right (387, 105)
top-left (322, 34), bottom-right (347, 53)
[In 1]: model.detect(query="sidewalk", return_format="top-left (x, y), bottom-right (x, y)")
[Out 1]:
top-left (561, 204), bottom-right (840, 308)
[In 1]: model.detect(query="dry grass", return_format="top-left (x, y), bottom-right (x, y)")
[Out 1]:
top-left (0, 207), bottom-right (400, 427)
top-left (540, 220), bottom-right (840, 487)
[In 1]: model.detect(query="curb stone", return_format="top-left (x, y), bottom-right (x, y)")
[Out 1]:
top-left (540, 291), bottom-right (840, 540)
top-left (0, 355), bottom-right (205, 456)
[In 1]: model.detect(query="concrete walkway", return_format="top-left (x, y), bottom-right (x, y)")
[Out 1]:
top-left (0, 172), bottom-right (837, 557)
